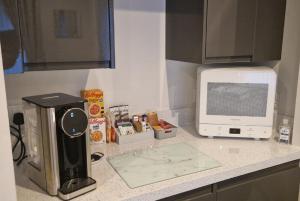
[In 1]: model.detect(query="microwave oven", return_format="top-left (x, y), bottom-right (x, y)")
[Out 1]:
top-left (196, 67), bottom-right (277, 139)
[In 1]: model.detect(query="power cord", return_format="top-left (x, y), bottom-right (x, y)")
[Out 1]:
top-left (10, 113), bottom-right (27, 166)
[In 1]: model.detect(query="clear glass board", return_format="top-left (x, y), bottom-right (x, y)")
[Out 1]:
top-left (107, 143), bottom-right (221, 188)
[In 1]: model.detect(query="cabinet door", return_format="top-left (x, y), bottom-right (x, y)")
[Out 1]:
top-left (205, 0), bottom-right (256, 63)
top-left (0, 0), bottom-right (24, 74)
top-left (217, 164), bottom-right (300, 201)
top-left (159, 185), bottom-right (215, 201)
top-left (19, 0), bottom-right (114, 71)
top-left (252, 0), bottom-right (286, 61)
top-left (166, 0), bottom-right (205, 64)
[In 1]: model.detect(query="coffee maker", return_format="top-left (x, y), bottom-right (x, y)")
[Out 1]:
top-left (23, 93), bottom-right (96, 200)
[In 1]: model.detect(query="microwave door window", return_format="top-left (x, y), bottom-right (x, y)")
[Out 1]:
top-left (207, 83), bottom-right (269, 117)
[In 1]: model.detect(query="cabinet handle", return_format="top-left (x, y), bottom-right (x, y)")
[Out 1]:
top-left (205, 56), bottom-right (252, 64)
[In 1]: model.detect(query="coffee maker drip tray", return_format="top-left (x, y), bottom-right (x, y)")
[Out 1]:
top-left (58, 177), bottom-right (96, 200)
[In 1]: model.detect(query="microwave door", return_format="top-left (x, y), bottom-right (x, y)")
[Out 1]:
top-left (206, 83), bottom-right (269, 118)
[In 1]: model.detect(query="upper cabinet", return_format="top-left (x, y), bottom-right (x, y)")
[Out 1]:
top-left (0, 0), bottom-right (23, 73)
top-left (0, 0), bottom-right (114, 74)
top-left (166, 0), bottom-right (286, 64)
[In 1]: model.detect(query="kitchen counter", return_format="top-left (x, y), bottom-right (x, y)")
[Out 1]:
top-left (15, 127), bottom-right (300, 201)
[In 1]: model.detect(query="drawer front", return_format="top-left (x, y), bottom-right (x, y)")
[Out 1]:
top-left (159, 185), bottom-right (215, 201)
top-left (217, 165), bottom-right (300, 201)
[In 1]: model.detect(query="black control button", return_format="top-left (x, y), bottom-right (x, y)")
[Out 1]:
top-left (229, 128), bottom-right (241, 134)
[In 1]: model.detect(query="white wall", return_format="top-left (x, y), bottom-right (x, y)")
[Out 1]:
top-left (161, 60), bottom-right (198, 124)
top-left (276, 0), bottom-right (300, 145)
top-left (293, 63), bottom-right (300, 146)
top-left (0, 44), bottom-right (17, 200)
top-left (4, 0), bottom-right (197, 125)
top-left (289, 0), bottom-right (300, 146)
top-left (277, 0), bottom-right (300, 128)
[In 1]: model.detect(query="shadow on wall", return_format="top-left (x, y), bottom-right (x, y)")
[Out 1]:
top-left (165, 60), bottom-right (198, 110)
top-left (162, 60), bottom-right (199, 125)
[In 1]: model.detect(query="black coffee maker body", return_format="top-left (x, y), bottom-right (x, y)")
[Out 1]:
top-left (23, 93), bottom-right (96, 200)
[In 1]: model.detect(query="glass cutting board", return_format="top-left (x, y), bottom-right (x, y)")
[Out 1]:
top-left (107, 143), bottom-right (221, 188)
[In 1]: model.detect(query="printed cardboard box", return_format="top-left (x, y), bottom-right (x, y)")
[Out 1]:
top-left (89, 118), bottom-right (106, 144)
top-left (81, 89), bottom-right (104, 118)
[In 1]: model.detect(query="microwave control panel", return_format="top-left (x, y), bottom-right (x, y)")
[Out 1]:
top-left (198, 124), bottom-right (272, 139)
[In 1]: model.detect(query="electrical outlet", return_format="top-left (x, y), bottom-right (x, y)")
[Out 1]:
top-left (7, 105), bottom-right (23, 125)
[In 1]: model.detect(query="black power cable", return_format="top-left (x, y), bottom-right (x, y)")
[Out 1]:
top-left (10, 113), bottom-right (27, 166)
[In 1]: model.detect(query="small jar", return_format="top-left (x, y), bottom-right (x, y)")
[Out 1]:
top-left (278, 118), bottom-right (292, 144)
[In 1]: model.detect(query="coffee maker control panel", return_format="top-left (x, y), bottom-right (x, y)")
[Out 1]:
top-left (60, 108), bottom-right (88, 138)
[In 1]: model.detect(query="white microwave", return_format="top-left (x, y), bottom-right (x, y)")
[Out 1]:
top-left (196, 67), bottom-right (277, 139)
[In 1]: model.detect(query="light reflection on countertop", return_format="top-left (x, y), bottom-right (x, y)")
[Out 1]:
top-left (15, 126), bottom-right (300, 201)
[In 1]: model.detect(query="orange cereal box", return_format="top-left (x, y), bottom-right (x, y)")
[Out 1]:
top-left (89, 118), bottom-right (106, 144)
top-left (81, 89), bottom-right (104, 118)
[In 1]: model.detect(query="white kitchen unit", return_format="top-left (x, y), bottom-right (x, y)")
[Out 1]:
top-left (0, 44), bottom-right (17, 201)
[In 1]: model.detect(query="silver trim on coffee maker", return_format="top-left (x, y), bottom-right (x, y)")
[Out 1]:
top-left (45, 108), bottom-right (60, 195)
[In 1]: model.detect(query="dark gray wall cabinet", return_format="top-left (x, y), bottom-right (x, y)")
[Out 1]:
top-left (166, 0), bottom-right (286, 64)
top-left (159, 160), bottom-right (300, 201)
top-left (0, 0), bottom-right (115, 74)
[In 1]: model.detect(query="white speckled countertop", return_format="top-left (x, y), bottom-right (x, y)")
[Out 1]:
top-left (15, 127), bottom-right (300, 201)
